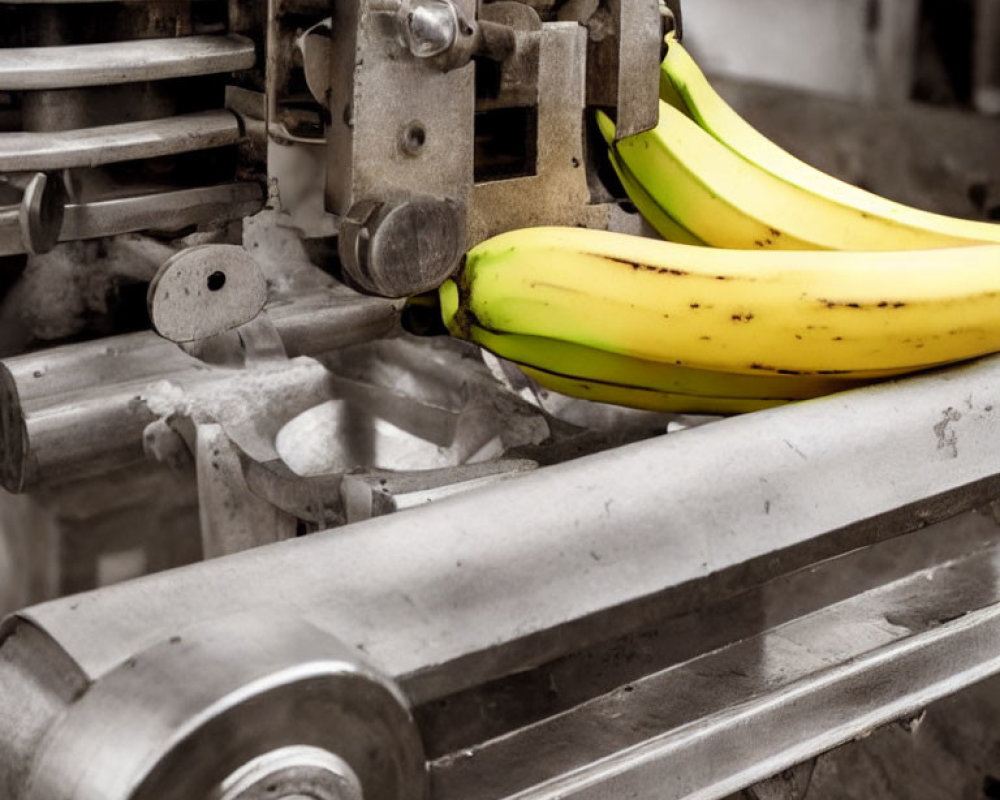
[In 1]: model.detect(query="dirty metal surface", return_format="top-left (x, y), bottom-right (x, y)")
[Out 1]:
top-left (1, 182), bottom-right (263, 256)
top-left (469, 22), bottom-right (645, 245)
top-left (0, 110), bottom-right (242, 172)
top-left (0, 34), bottom-right (256, 90)
top-left (0, 289), bottom-right (399, 492)
top-left (15, 614), bottom-right (426, 800)
top-left (324, 0), bottom-right (475, 216)
top-left (148, 244), bottom-right (268, 343)
top-left (430, 537), bottom-right (1000, 800)
top-left (10, 353), bottom-right (1000, 703)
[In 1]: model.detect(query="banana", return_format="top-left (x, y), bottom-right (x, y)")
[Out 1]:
top-left (659, 37), bottom-right (1000, 247)
top-left (607, 146), bottom-right (704, 245)
top-left (598, 97), bottom-right (1000, 251)
top-left (519, 364), bottom-right (786, 415)
top-left (440, 226), bottom-right (1000, 377)
top-left (465, 325), bottom-right (874, 400)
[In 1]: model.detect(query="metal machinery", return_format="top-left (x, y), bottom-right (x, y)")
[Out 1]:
top-left (2, 2), bottom-right (1000, 799)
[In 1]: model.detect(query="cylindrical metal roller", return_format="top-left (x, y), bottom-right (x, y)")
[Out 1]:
top-left (0, 110), bottom-right (243, 172)
top-left (0, 34), bottom-right (256, 90)
top-left (20, 615), bottom-right (426, 800)
top-left (0, 289), bottom-right (400, 492)
top-left (0, 183), bottom-right (266, 257)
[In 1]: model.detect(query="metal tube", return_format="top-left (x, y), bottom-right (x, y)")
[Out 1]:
top-left (0, 34), bottom-right (256, 90)
top-left (0, 292), bottom-right (399, 492)
top-left (11, 354), bottom-right (1000, 702)
top-left (0, 110), bottom-right (243, 172)
top-left (0, 183), bottom-right (265, 258)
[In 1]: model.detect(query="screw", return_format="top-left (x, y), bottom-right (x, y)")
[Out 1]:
top-left (401, 0), bottom-right (457, 57)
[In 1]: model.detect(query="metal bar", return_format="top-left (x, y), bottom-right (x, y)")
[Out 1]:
top-left (0, 34), bottom-right (256, 91)
top-left (432, 541), bottom-right (1000, 800)
top-left (1, 184), bottom-right (264, 258)
top-left (11, 354), bottom-right (1000, 701)
top-left (0, 207), bottom-right (20, 255)
top-left (57, 182), bottom-right (264, 244)
top-left (0, 110), bottom-right (242, 172)
top-left (0, 291), bottom-right (399, 492)
top-left (613, 0), bottom-right (662, 139)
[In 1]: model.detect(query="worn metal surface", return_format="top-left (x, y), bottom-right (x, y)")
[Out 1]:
top-left (430, 536), bottom-right (1000, 800)
top-left (148, 245), bottom-right (268, 343)
top-left (0, 110), bottom-right (242, 172)
top-left (0, 290), bottom-right (399, 492)
top-left (587, 0), bottom-right (661, 139)
top-left (0, 34), bottom-right (256, 90)
top-left (196, 423), bottom-right (297, 558)
top-left (324, 0), bottom-right (474, 254)
top-left (469, 22), bottom-right (645, 244)
top-left (4, 357), bottom-right (1000, 798)
top-left (8, 354), bottom-right (1000, 701)
top-left (14, 614), bottom-right (426, 800)
top-left (338, 196), bottom-right (465, 297)
top-left (43, 183), bottom-right (263, 250)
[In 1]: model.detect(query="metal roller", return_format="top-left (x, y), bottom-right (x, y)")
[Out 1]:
top-left (0, 110), bottom-right (243, 172)
top-left (17, 615), bottom-right (426, 800)
top-left (5, 354), bottom-right (1000, 798)
top-left (0, 35), bottom-right (256, 91)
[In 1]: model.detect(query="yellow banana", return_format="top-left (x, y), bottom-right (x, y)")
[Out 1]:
top-left (660, 37), bottom-right (1000, 247)
top-left (599, 99), bottom-right (999, 251)
top-left (607, 146), bottom-right (704, 245)
top-left (519, 365), bottom-right (786, 415)
top-left (465, 325), bottom-right (874, 400)
top-left (441, 226), bottom-right (1000, 377)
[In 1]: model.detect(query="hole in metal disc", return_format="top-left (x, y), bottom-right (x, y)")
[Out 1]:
top-left (207, 271), bottom-right (227, 292)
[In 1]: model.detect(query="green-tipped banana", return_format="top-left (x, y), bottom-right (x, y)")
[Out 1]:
top-left (442, 226), bottom-right (1000, 378)
top-left (600, 90), bottom-right (1000, 251)
top-left (519, 365), bottom-right (786, 415)
top-left (465, 326), bottom-right (874, 400)
top-left (607, 146), bottom-right (704, 245)
top-left (660, 37), bottom-right (1000, 246)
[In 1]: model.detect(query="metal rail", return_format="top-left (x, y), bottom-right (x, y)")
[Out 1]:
top-left (4, 355), bottom-right (1000, 798)
top-left (0, 34), bottom-right (256, 90)
top-left (0, 110), bottom-right (242, 172)
top-left (432, 539), bottom-right (1000, 800)
top-left (12, 355), bottom-right (1000, 697)
top-left (0, 182), bottom-right (264, 257)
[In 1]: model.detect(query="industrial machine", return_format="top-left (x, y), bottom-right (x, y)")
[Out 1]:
top-left (2, 1), bottom-right (1000, 798)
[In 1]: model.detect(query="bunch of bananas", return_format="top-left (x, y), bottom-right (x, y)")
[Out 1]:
top-left (434, 36), bottom-right (1000, 414)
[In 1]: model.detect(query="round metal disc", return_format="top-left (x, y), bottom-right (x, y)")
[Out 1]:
top-left (148, 245), bottom-right (268, 343)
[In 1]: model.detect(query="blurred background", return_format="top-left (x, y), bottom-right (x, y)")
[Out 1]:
top-left (680, 0), bottom-right (1000, 224)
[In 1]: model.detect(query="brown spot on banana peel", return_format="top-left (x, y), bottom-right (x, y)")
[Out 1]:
top-left (602, 256), bottom-right (689, 277)
top-left (819, 298), bottom-right (907, 310)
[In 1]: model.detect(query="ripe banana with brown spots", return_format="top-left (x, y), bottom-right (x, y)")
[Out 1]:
top-left (439, 228), bottom-right (1000, 396)
top-left (597, 35), bottom-right (1000, 251)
